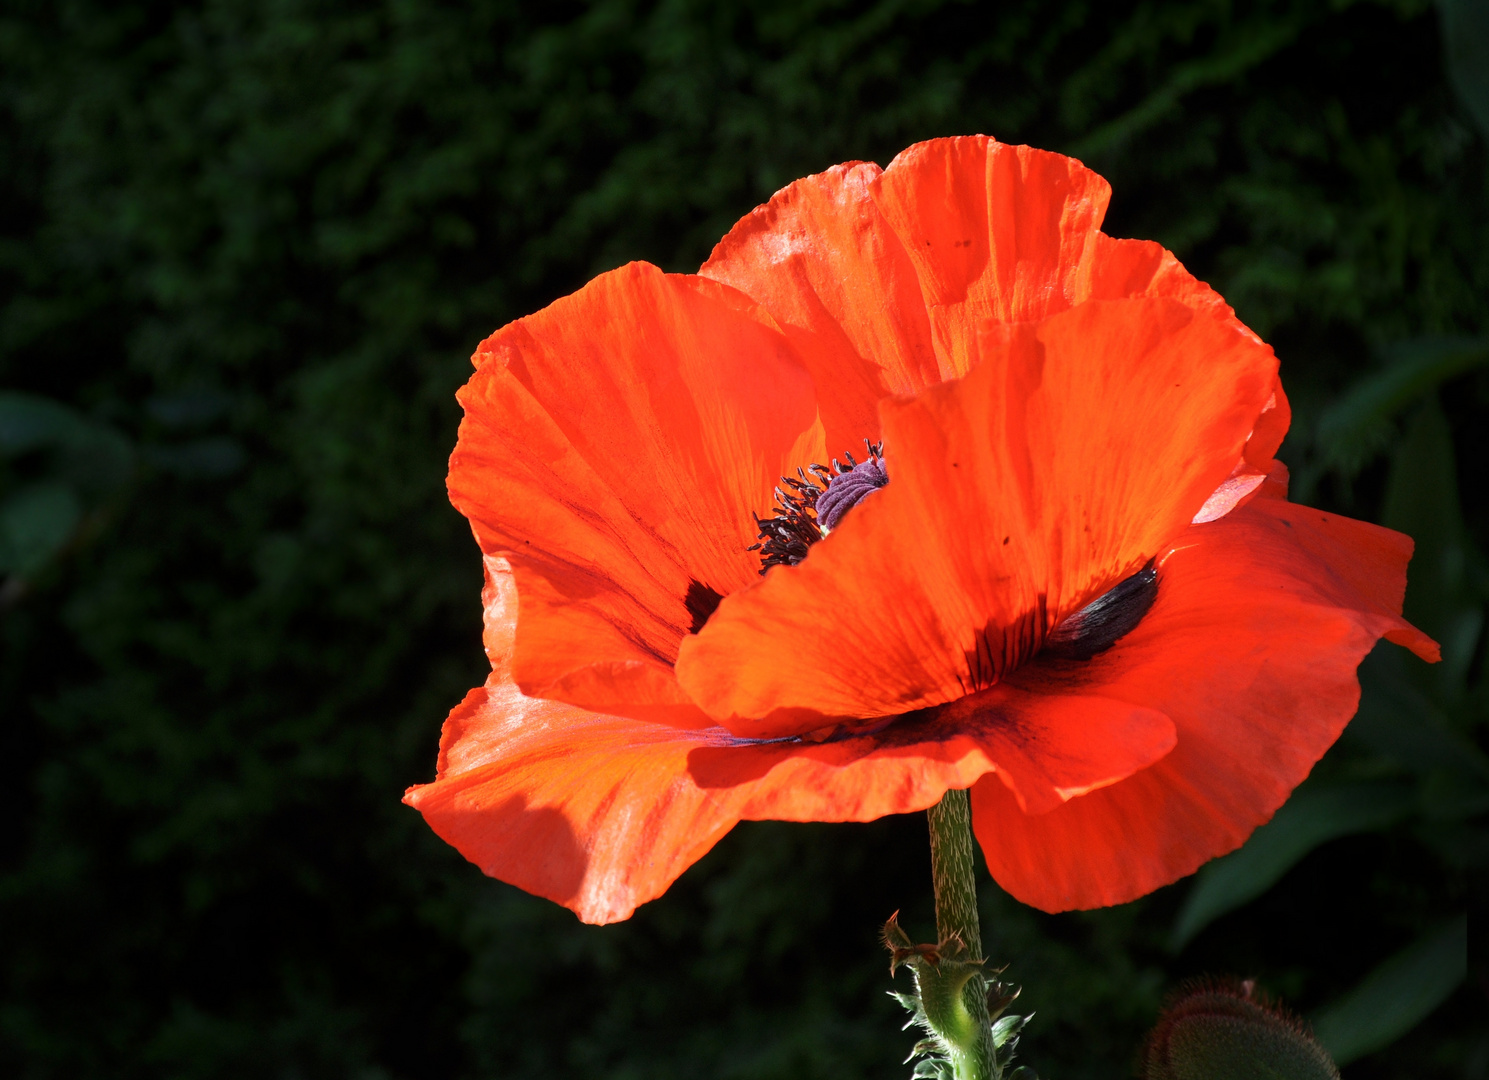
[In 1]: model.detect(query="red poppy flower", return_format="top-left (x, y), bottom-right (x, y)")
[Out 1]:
top-left (404, 137), bottom-right (1437, 924)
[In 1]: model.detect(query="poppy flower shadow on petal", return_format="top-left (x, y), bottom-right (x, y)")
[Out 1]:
top-left (684, 706), bottom-right (983, 790)
top-left (686, 683), bottom-right (1176, 820)
top-left (419, 788), bottom-right (589, 908)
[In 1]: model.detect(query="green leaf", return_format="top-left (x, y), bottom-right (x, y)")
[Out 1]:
top-left (890, 991), bottom-right (921, 1014)
top-left (910, 1057), bottom-right (952, 1079)
top-left (991, 1013), bottom-right (1029, 1049)
top-left (1312, 914), bottom-right (1468, 1065)
top-left (1170, 784), bottom-right (1415, 950)
top-left (0, 481), bottom-right (82, 577)
top-left (1314, 338), bottom-right (1489, 476)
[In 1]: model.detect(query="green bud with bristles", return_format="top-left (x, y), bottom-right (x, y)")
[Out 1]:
top-left (1141, 979), bottom-right (1340, 1080)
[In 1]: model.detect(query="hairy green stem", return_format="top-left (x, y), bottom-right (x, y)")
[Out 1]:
top-left (928, 788), bottom-right (998, 1080)
top-left (928, 788), bottom-right (983, 963)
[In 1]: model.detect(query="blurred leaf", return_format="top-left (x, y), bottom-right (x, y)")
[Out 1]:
top-left (1314, 338), bottom-right (1489, 476)
top-left (0, 391), bottom-right (135, 496)
top-left (1067, 15), bottom-right (1306, 160)
top-left (0, 392), bottom-right (86, 456)
top-left (0, 393), bottom-right (133, 584)
top-left (0, 481), bottom-right (82, 577)
top-left (1170, 783), bottom-right (1415, 950)
top-left (143, 438), bottom-right (246, 479)
top-left (1311, 914), bottom-right (1468, 1065)
top-left (58, 424), bottom-right (136, 499)
top-left (1439, 0), bottom-right (1489, 139)
top-left (1381, 396), bottom-right (1482, 692)
top-left (1350, 650), bottom-right (1489, 780)
top-left (145, 389), bottom-right (232, 430)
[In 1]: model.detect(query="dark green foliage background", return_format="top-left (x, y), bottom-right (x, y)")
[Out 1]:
top-left (1, 1), bottom-right (1483, 1077)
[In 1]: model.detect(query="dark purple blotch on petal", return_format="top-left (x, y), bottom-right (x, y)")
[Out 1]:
top-left (685, 579), bottom-right (724, 634)
top-left (1042, 562), bottom-right (1158, 660)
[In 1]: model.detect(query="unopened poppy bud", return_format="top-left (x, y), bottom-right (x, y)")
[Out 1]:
top-left (1140, 978), bottom-right (1340, 1080)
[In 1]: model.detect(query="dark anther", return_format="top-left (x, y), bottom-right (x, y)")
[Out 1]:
top-left (750, 441), bottom-right (885, 573)
top-left (1042, 561), bottom-right (1158, 660)
top-left (684, 579), bottom-right (724, 634)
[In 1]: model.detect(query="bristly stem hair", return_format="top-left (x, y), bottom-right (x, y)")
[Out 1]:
top-left (927, 789), bottom-right (1000, 1080)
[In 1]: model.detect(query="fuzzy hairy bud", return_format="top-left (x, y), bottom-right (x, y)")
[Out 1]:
top-left (1140, 978), bottom-right (1340, 1080)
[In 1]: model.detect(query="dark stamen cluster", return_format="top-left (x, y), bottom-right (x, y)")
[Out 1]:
top-left (750, 441), bottom-right (884, 573)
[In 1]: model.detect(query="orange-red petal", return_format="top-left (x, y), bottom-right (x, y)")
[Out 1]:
top-left (871, 138), bottom-right (1105, 377)
top-left (700, 162), bottom-right (940, 450)
top-left (449, 262), bottom-right (825, 713)
top-left (1245, 378), bottom-right (1292, 470)
top-left (676, 296), bottom-right (1278, 734)
top-left (871, 137), bottom-right (1242, 376)
top-left (406, 557), bottom-right (1174, 923)
top-left (699, 137), bottom-right (1247, 452)
top-left (971, 497), bottom-right (1438, 913)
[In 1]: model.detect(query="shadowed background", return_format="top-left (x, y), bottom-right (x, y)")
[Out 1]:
top-left (1, 1), bottom-right (1484, 1077)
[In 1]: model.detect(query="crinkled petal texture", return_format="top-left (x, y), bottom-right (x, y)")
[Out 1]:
top-left (404, 556), bottom-right (1177, 923)
top-left (449, 262), bottom-right (826, 715)
top-left (455, 136), bottom-right (1280, 720)
top-left (972, 497), bottom-right (1439, 912)
top-left (676, 296), bottom-right (1279, 735)
top-left (701, 135), bottom-right (1238, 450)
top-left (422, 135), bottom-right (1438, 923)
